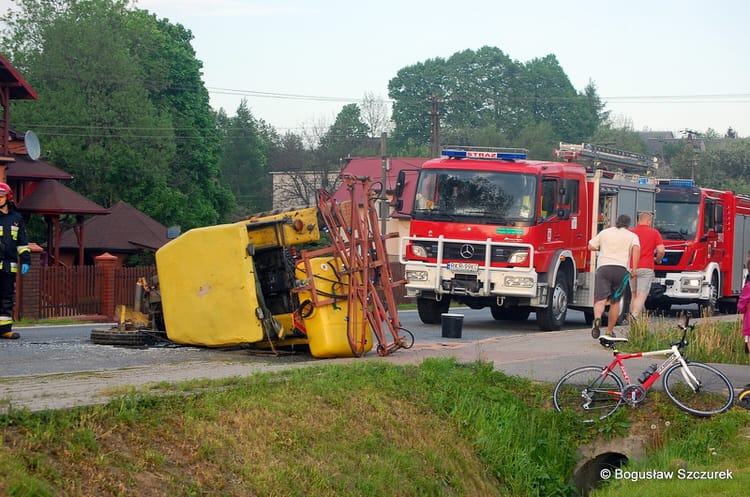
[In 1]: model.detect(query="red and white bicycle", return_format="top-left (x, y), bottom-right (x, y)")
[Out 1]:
top-left (554, 317), bottom-right (735, 423)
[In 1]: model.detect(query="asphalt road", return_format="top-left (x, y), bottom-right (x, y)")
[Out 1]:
top-left (0, 307), bottom-right (586, 376)
top-left (2, 307), bottom-right (748, 413)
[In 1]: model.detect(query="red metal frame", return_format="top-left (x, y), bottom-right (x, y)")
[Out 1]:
top-left (302, 175), bottom-right (409, 356)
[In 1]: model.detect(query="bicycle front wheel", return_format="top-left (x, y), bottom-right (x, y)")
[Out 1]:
top-left (553, 366), bottom-right (624, 423)
top-left (663, 362), bottom-right (735, 416)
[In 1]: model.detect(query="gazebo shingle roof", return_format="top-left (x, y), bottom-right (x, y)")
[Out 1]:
top-left (16, 179), bottom-right (109, 215)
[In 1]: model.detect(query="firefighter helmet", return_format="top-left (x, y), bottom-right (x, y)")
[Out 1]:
top-left (0, 183), bottom-right (12, 201)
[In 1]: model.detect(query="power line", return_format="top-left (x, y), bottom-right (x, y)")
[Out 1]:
top-left (207, 86), bottom-right (372, 103)
top-left (205, 86), bottom-right (750, 105)
top-left (11, 89), bottom-right (750, 139)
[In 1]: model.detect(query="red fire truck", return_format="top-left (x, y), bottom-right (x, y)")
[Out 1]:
top-left (648, 179), bottom-right (750, 313)
top-left (396, 144), bottom-right (658, 331)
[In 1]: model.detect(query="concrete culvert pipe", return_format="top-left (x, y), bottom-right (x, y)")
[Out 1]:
top-left (574, 452), bottom-right (629, 496)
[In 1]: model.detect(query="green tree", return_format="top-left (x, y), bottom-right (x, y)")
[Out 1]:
top-left (515, 121), bottom-right (558, 160)
top-left (135, 13), bottom-right (234, 227)
top-left (689, 138), bottom-right (750, 192)
top-left (217, 99), bottom-right (271, 218)
top-left (1, 0), bottom-right (233, 229)
top-left (387, 46), bottom-right (603, 150)
top-left (268, 131), bottom-right (311, 173)
top-left (589, 124), bottom-right (649, 154)
top-left (440, 125), bottom-right (509, 149)
top-left (4, 1), bottom-right (176, 209)
top-left (517, 55), bottom-right (598, 143)
top-left (318, 103), bottom-right (372, 162)
top-left (313, 103), bottom-right (375, 180)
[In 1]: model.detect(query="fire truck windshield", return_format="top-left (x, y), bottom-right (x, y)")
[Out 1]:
top-left (413, 170), bottom-right (536, 224)
top-left (654, 201), bottom-right (699, 240)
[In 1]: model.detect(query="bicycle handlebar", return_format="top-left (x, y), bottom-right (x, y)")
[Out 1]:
top-left (673, 323), bottom-right (694, 349)
top-left (601, 320), bottom-right (694, 352)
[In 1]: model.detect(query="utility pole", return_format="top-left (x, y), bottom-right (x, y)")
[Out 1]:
top-left (430, 96), bottom-right (440, 158)
top-left (380, 132), bottom-right (389, 234)
top-left (682, 129), bottom-right (700, 181)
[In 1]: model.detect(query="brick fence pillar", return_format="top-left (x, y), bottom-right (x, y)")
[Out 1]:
top-left (17, 242), bottom-right (44, 320)
top-left (95, 252), bottom-right (117, 320)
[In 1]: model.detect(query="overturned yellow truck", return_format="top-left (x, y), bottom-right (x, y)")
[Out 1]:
top-left (95, 178), bottom-right (413, 358)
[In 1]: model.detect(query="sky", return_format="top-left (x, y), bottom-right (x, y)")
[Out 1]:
top-left (5, 0), bottom-right (750, 138)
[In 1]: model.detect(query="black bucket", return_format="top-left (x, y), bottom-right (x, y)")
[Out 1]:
top-left (441, 313), bottom-right (464, 339)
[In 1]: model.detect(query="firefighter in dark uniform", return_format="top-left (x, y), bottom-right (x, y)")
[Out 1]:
top-left (0, 183), bottom-right (31, 339)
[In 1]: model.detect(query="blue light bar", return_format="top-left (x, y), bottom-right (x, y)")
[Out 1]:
top-left (668, 179), bottom-right (695, 187)
top-left (442, 148), bottom-right (527, 160)
top-left (657, 178), bottom-right (695, 187)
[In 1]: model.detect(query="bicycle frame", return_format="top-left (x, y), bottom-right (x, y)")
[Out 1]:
top-left (603, 342), bottom-right (700, 393)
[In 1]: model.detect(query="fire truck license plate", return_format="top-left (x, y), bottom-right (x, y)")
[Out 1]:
top-left (448, 262), bottom-right (479, 272)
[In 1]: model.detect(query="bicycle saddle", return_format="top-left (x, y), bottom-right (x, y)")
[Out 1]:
top-left (599, 336), bottom-right (629, 346)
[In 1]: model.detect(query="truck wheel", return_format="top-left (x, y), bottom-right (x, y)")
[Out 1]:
top-left (537, 276), bottom-right (569, 331)
top-left (417, 296), bottom-right (450, 324)
top-left (699, 273), bottom-right (718, 316)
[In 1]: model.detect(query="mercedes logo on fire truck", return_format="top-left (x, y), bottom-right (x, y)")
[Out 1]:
top-left (459, 244), bottom-right (475, 259)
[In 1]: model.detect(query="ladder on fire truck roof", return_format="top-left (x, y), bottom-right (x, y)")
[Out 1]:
top-left (298, 175), bottom-right (414, 357)
top-left (555, 142), bottom-right (658, 175)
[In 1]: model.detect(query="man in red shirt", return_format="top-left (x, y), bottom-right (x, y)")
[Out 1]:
top-left (630, 211), bottom-right (665, 318)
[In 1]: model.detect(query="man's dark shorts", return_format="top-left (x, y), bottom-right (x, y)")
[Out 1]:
top-left (594, 265), bottom-right (628, 301)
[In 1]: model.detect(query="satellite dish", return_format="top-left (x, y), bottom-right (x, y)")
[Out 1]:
top-left (24, 130), bottom-right (41, 161)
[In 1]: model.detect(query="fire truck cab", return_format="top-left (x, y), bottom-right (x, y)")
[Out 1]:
top-left (649, 180), bottom-right (750, 313)
top-left (398, 146), bottom-right (657, 331)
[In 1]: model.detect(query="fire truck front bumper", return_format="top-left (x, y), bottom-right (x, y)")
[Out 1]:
top-left (403, 263), bottom-right (538, 299)
top-left (652, 271), bottom-right (710, 302)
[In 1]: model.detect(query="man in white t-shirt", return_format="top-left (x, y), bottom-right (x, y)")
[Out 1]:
top-left (588, 214), bottom-right (640, 340)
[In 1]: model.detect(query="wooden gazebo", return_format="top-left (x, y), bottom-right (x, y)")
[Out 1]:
top-left (16, 179), bottom-right (110, 266)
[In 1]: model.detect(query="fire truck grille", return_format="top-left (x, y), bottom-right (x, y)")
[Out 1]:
top-left (661, 251), bottom-right (683, 265)
top-left (415, 242), bottom-right (516, 263)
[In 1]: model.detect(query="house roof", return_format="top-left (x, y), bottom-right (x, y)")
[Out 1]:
top-left (637, 131), bottom-right (682, 157)
top-left (333, 157), bottom-right (429, 218)
top-left (58, 200), bottom-right (169, 252)
top-left (0, 53), bottom-right (38, 100)
top-left (4, 129), bottom-right (72, 180)
top-left (16, 179), bottom-right (109, 215)
top-left (6, 156), bottom-right (73, 181)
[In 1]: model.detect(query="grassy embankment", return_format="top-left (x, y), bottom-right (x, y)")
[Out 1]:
top-left (1, 338), bottom-right (749, 497)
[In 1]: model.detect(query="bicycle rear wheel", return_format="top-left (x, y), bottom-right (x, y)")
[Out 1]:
top-left (553, 366), bottom-right (624, 423)
top-left (662, 362), bottom-right (734, 416)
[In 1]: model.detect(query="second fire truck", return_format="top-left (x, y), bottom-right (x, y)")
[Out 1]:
top-left (396, 144), bottom-right (658, 331)
top-left (648, 180), bottom-right (750, 313)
